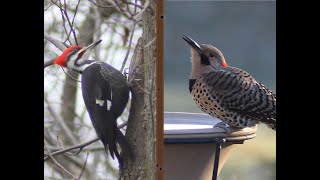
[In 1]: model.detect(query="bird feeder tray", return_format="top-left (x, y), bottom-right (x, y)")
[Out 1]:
top-left (164, 112), bottom-right (257, 180)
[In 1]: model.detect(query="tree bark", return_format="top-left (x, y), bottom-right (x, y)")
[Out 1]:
top-left (120, 0), bottom-right (156, 179)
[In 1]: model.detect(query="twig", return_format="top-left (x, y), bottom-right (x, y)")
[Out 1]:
top-left (65, 0), bottom-right (81, 45)
top-left (44, 33), bottom-right (68, 51)
top-left (106, 0), bottom-right (133, 20)
top-left (54, 0), bottom-right (72, 45)
top-left (77, 153), bottom-right (89, 180)
top-left (63, 0), bottom-right (79, 45)
top-left (144, 37), bottom-right (156, 48)
top-left (44, 0), bottom-right (58, 11)
top-left (88, 0), bottom-right (121, 8)
top-left (132, 0), bottom-right (150, 21)
top-left (44, 95), bottom-right (78, 144)
top-left (122, 0), bottom-right (143, 9)
top-left (44, 122), bottom-right (128, 161)
top-left (61, 67), bottom-right (81, 82)
top-left (57, 135), bottom-right (79, 156)
top-left (62, 1), bottom-right (78, 45)
top-left (44, 59), bottom-right (55, 68)
top-left (120, 20), bottom-right (139, 72)
top-left (44, 138), bottom-right (99, 161)
top-left (44, 141), bottom-right (78, 179)
top-left (47, 145), bottom-right (105, 152)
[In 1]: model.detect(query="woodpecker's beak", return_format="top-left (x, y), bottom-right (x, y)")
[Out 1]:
top-left (78, 39), bottom-right (102, 55)
top-left (182, 35), bottom-right (204, 55)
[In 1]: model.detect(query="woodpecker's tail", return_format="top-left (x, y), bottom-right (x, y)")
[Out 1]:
top-left (116, 128), bottom-right (133, 158)
top-left (112, 128), bottom-right (132, 169)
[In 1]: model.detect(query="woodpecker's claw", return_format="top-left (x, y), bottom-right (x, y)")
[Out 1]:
top-left (123, 68), bottom-right (130, 77)
top-left (214, 122), bottom-right (231, 133)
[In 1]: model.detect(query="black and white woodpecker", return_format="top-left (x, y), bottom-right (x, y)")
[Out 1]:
top-left (53, 40), bottom-right (131, 167)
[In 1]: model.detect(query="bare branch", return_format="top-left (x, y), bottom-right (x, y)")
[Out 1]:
top-left (61, 67), bottom-right (81, 82)
top-left (122, 0), bottom-right (143, 9)
top-left (62, 0), bottom-right (79, 45)
top-left (120, 20), bottom-right (139, 72)
top-left (44, 122), bottom-right (128, 161)
top-left (44, 0), bottom-right (58, 11)
top-left (88, 0), bottom-right (121, 8)
top-left (44, 141), bottom-right (78, 179)
top-left (77, 153), bottom-right (89, 180)
top-left (44, 59), bottom-right (55, 68)
top-left (65, 0), bottom-right (81, 45)
top-left (106, 0), bottom-right (133, 20)
top-left (52, 0), bottom-right (72, 45)
top-left (44, 95), bottom-right (78, 144)
top-left (47, 145), bottom-right (105, 152)
top-left (44, 138), bottom-right (99, 161)
top-left (132, 0), bottom-right (150, 21)
top-left (44, 33), bottom-right (68, 51)
top-left (144, 37), bottom-right (156, 48)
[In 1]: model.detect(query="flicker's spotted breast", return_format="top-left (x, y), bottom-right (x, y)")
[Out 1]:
top-left (182, 35), bottom-right (276, 131)
top-left (190, 66), bottom-right (276, 130)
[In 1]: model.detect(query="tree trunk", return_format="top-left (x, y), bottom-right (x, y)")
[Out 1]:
top-left (120, 0), bottom-right (156, 179)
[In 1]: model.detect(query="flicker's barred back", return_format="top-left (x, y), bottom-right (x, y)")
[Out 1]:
top-left (183, 35), bottom-right (276, 131)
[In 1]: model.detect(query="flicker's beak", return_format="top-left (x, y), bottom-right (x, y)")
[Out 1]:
top-left (182, 35), bottom-right (204, 55)
top-left (77, 39), bottom-right (102, 55)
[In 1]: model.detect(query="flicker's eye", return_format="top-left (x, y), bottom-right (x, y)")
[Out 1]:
top-left (209, 53), bottom-right (214, 57)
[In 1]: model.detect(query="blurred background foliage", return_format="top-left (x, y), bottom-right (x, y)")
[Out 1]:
top-left (164, 1), bottom-right (276, 180)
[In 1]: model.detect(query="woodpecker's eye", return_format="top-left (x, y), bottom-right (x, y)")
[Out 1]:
top-left (209, 53), bottom-right (214, 57)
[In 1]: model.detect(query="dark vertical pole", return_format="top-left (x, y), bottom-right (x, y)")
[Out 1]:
top-left (212, 138), bottom-right (226, 180)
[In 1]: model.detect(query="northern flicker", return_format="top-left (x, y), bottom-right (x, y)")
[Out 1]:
top-left (182, 35), bottom-right (276, 131)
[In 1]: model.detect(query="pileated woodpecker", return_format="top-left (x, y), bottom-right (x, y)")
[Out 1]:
top-left (53, 40), bottom-right (131, 167)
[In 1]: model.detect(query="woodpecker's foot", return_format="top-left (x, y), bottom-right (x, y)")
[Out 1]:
top-left (123, 68), bottom-right (130, 78)
top-left (214, 122), bottom-right (231, 133)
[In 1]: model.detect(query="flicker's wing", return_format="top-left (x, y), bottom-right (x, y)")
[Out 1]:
top-left (202, 66), bottom-right (276, 125)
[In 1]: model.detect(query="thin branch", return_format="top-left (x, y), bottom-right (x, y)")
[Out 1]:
top-left (54, 0), bottom-right (72, 45)
top-left (144, 37), bottom-right (156, 48)
top-left (44, 122), bottom-right (128, 161)
top-left (44, 95), bottom-right (78, 144)
top-left (62, 5), bottom-right (78, 45)
top-left (44, 33), bottom-right (68, 51)
top-left (47, 145), bottom-right (105, 152)
top-left (44, 141), bottom-right (78, 179)
top-left (120, 20), bottom-right (139, 72)
top-left (65, 0), bottom-right (81, 45)
top-left (77, 153), bottom-right (89, 180)
top-left (122, 0), bottom-right (143, 9)
top-left (62, 0), bottom-right (79, 45)
top-left (61, 67), bottom-right (81, 82)
top-left (44, 59), bottom-right (55, 68)
top-left (44, 0), bottom-right (58, 11)
top-left (132, 0), bottom-right (150, 21)
top-left (44, 138), bottom-right (99, 161)
top-left (88, 0), bottom-right (121, 8)
top-left (106, 0), bottom-right (133, 20)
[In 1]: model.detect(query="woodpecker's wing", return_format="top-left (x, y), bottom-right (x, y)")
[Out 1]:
top-left (81, 63), bottom-right (129, 160)
top-left (202, 66), bottom-right (276, 125)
